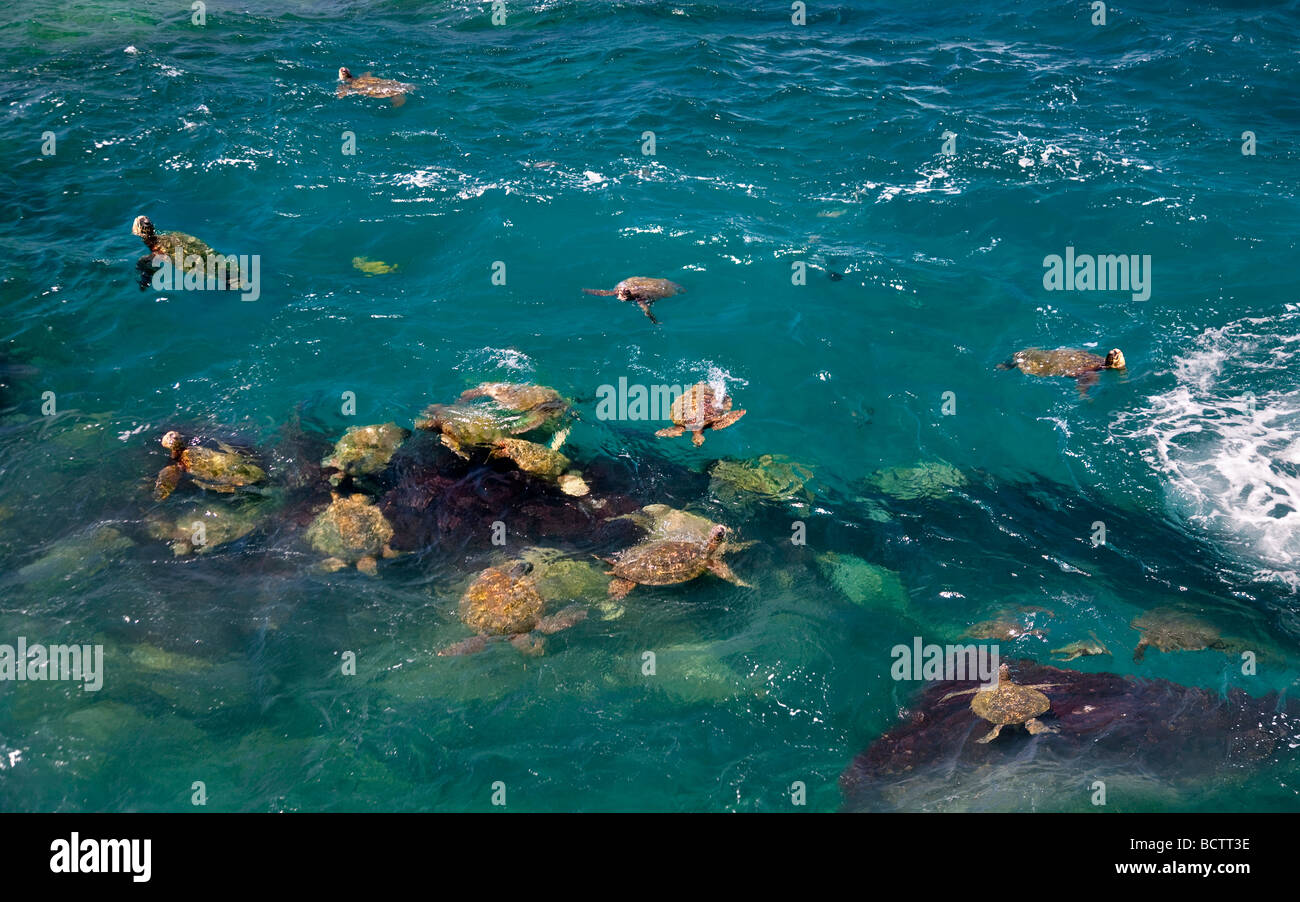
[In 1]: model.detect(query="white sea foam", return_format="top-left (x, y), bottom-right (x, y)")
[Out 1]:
top-left (1115, 315), bottom-right (1300, 587)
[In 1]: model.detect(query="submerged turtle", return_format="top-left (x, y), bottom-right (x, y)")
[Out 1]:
top-left (321, 422), bottom-right (410, 486)
top-left (998, 347), bottom-right (1127, 394)
top-left (1131, 608), bottom-right (1232, 662)
top-left (415, 400), bottom-right (555, 459)
top-left (458, 382), bottom-right (566, 413)
top-left (655, 382), bottom-right (746, 447)
top-left (147, 500), bottom-right (273, 556)
top-left (489, 438), bottom-right (589, 496)
top-left (582, 277), bottom-right (683, 324)
top-left (305, 492), bottom-right (398, 575)
top-left (599, 523), bottom-right (750, 600)
top-left (154, 431), bottom-right (266, 500)
top-left (438, 560), bottom-right (589, 657)
top-left (132, 215), bottom-right (240, 290)
top-left (941, 663), bottom-right (1059, 744)
top-left (868, 461), bottom-right (968, 501)
top-left (336, 67), bottom-right (415, 104)
top-left (964, 620), bottom-right (1046, 641)
top-left (1051, 634), bottom-right (1110, 662)
top-left (709, 454), bottom-right (813, 507)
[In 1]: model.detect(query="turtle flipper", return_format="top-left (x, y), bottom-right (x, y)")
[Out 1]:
top-left (1075, 370), bottom-right (1100, 395)
top-left (976, 723), bottom-right (1003, 744)
top-left (583, 288), bottom-right (618, 296)
top-left (509, 633), bottom-right (546, 656)
top-left (939, 687), bottom-right (981, 703)
top-left (608, 577), bottom-right (636, 600)
top-left (154, 465), bottom-right (183, 500)
top-left (1133, 639), bottom-right (1149, 662)
top-left (711, 409), bottom-right (747, 431)
top-left (707, 559), bottom-right (750, 588)
top-left (438, 635), bottom-right (489, 657)
top-left (636, 300), bottom-right (660, 324)
top-left (655, 425), bottom-right (686, 439)
top-left (691, 429), bottom-right (706, 447)
top-left (536, 605), bottom-right (588, 634)
top-left (1025, 718), bottom-right (1058, 736)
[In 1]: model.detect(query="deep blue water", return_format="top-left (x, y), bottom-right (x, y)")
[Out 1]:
top-left (0, 0), bottom-right (1298, 811)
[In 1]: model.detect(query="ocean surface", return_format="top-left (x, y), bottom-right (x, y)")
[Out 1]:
top-left (1, 0), bottom-right (1298, 811)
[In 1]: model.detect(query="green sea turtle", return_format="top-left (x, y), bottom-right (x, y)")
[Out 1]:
top-left (132, 215), bottom-right (240, 290)
top-left (1131, 608), bottom-right (1233, 662)
top-left (438, 561), bottom-right (589, 657)
top-left (940, 663), bottom-right (1059, 744)
top-left (709, 454), bottom-right (814, 507)
top-left (305, 492), bottom-right (398, 575)
top-left (154, 431), bottom-right (267, 500)
top-left (489, 438), bottom-right (590, 496)
top-left (998, 347), bottom-right (1127, 394)
top-left (321, 422), bottom-right (410, 486)
top-left (582, 277), bottom-right (684, 324)
top-left (599, 524), bottom-right (750, 600)
top-left (655, 382), bottom-right (746, 447)
top-left (1051, 634), bottom-right (1110, 662)
top-left (336, 67), bottom-right (415, 104)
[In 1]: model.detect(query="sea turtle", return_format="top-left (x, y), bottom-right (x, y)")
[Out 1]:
top-left (654, 382), bottom-right (746, 447)
top-left (305, 492), bottom-right (398, 575)
top-left (336, 67), bottom-right (415, 104)
top-left (1051, 634), bottom-right (1110, 662)
top-left (489, 438), bottom-right (589, 496)
top-left (998, 347), bottom-right (1127, 394)
top-left (709, 454), bottom-right (813, 507)
top-left (154, 431), bottom-right (267, 500)
top-left (582, 277), bottom-right (684, 324)
top-left (940, 663), bottom-right (1059, 744)
top-left (964, 620), bottom-right (1046, 641)
top-left (1131, 608), bottom-right (1231, 662)
top-left (147, 500), bottom-right (273, 556)
top-left (458, 382), bottom-right (573, 448)
top-left (132, 215), bottom-right (241, 290)
top-left (321, 422), bottom-right (410, 486)
top-left (438, 560), bottom-right (589, 656)
top-left (415, 400), bottom-right (556, 459)
top-left (868, 461), bottom-right (968, 501)
top-left (599, 523), bottom-right (750, 600)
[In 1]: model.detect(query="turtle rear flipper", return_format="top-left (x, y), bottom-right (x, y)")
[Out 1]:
top-left (154, 465), bottom-right (183, 500)
top-left (536, 605), bottom-right (588, 634)
top-left (976, 723), bottom-right (1004, 744)
top-left (1133, 639), bottom-right (1149, 662)
top-left (636, 299), bottom-right (660, 324)
top-left (1025, 718), bottom-right (1057, 736)
top-left (691, 429), bottom-right (707, 447)
top-left (509, 633), bottom-right (546, 656)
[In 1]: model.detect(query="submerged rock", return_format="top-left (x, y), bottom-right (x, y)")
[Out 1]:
top-left (841, 660), bottom-right (1300, 811)
top-left (868, 461), bottom-right (967, 501)
top-left (816, 551), bottom-right (908, 612)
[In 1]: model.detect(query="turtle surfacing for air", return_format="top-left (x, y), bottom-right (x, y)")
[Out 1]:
top-left (941, 663), bottom-right (1059, 743)
top-left (998, 347), bottom-right (1126, 394)
top-left (438, 561), bottom-right (588, 657)
top-left (600, 523), bottom-right (750, 600)
top-left (336, 67), bottom-right (415, 105)
top-left (655, 382), bottom-right (746, 447)
top-left (582, 277), bottom-right (683, 324)
top-left (132, 215), bottom-right (241, 290)
top-left (154, 431), bottom-right (266, 500)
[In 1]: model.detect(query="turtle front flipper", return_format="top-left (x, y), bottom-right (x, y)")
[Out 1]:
top-left (608, 577), bottom-right (636, 600)
top-left (536, 605), bottom-right (588, 634)
top-left (509, 633), bottom-right (546, 656)
top-left (976, 723), bottom-right (1004, 744)
top-left (1133, 639), bottom-right (1149, 662)
top-left (655, 425), bottom-right (686, 439)
top-left (636, 299), bottom-right (660, 324)
top-left (711, 409), bottom-right (747, 432)
top-left (691, 429), bottom-right (707, 447)
top-left (939, 687), bottom-right (981, 703)
top-left (1075, 370), bottom-right (1100, 395)
top-left (154, 465), bottom-right (183, 500)
top-left (438, 635), bottom-right (490, 656)
top-left (1025, 718), bottom-right (1058, 736)
top-left (707, 559), bottom-right (751, 588)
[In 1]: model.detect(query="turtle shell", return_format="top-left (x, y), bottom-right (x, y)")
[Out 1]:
top-left (608, 540), bottom-right (712, 586)
top-left (493, 438), bottom-right (570, 478)
top-left (616, 277), bottom-right (682, 301)
top-left (970, 681), bottom-right (1051, 726)
top-left (460, 564), bottom-right (545, 635)
top-left (1132, 608), bottom-right (1223, 651)
top-left (668, 383), bottom-right (729, 429)
top-left (306, 494), bottom-right (393, 561)
top-left (1007, 348), bottom-right (1105, 378)
top-left (179, 444), bottom-right (265, 488)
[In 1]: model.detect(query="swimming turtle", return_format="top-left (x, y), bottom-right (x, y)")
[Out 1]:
top-left (940, 663), bottom-right (1059, 744)
top-left (964, 620), bottom-right (1046, 641)
top-left (415, 400), bottom-right (555, 459)
top-left (868, 461), bottom-right (968, 501)
top-left (336, 67), bottom-right (415, 104)
top-left (998, 347), bottom-right (1127, 394)
top-left (458, 382), bottom-right (566, 413)
top-left (1051, 634), bottom-right (1110, 662)
top-left (321, 422), bottom-right (410, 486)
top-left (147, 500), bottom-right (273, 556)
top-left (438, 560), bottom-right (589, 656)
top-left (582, 277), bottom-right (683, 324)
top-left (709, 454), bottom-right (814, 507)
top-left (132, 215), bottom-right (241, 290)
top-left (1131, 608), bottom-right (1231, 662)
top-left (599, 523), bottom-right (750, 600)
top-left (154, 431), bottom-right (267, 500)
top-left (305, 492), bottom-right (398, 575)
top-left (489, 438), bottom-right (590, 496)
top-left (655, 382), bottom-right (746, 447)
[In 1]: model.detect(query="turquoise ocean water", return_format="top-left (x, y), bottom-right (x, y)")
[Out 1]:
top-left (1, 0), bottom-right (1298, 811)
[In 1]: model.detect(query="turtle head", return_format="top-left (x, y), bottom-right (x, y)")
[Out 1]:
top-left (508, 560), bottom-right (534, 579)
top-left (997, 662), bottom-right (1011, 684)
top-left (160, 430), bottom-right (184, 455)
top-left (1105, 348), bottom-right (1126, 370)
top-left (706, 523), bottom-right (728, 552)
top-left (338, 67), bottom-right (353, 82)
top-left (132, 215), bottom-right (155, 240)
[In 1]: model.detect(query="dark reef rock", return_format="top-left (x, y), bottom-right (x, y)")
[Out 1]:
top-left (841, 659), bottom-right (1300, 811)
